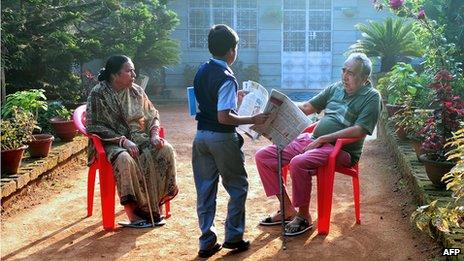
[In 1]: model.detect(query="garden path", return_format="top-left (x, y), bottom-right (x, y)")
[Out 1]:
top-left (1, 104), bottom-right (442, 260)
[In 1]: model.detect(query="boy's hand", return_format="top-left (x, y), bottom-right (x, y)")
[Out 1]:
top-left (252, 113), bottom-right (269, 125)
top-left (237, 90), bottom-right (249, 105)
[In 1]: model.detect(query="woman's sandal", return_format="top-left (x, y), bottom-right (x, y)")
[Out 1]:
top-left (118, 219), bottom-right (153, 229)
top-left (259, 210), bottom-right (293, 226)
top-left (284, 216), bottom-right (314, 236)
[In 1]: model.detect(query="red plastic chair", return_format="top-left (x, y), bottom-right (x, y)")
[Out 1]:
top-left (73, 104), bottom-right (171, 230)
top-left (282, 122), bottom-right (364, 235)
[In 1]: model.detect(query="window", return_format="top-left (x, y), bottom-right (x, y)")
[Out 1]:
top-left (283, 0), bottom-right (331, 52)
top-left (188, 0), bottom-right (257, 48)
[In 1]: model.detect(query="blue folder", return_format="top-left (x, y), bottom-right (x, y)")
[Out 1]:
top-left (187, 86), bottom-right (197, 116)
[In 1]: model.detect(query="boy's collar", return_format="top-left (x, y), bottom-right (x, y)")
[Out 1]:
top-left (210, 58), bottom-right (229, 69)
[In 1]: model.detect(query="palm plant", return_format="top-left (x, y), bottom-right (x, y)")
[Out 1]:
top-left (348, 17), bottom-right (422, 72)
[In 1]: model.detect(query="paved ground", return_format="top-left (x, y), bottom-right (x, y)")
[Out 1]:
top-left (1, 104), bottom-right (442, 260)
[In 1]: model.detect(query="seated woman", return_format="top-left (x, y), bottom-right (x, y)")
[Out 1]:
top-left (86, 55), bottom-right (178, 228)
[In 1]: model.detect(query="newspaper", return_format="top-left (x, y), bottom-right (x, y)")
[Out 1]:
top-left (251, 89), bottom-right (312, 148)
top-left (237, 81), bottom-right (269, 139)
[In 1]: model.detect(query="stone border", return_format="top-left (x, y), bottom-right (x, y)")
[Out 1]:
top-left (1, 136), bottom-right (87, 199)
top-left (378, 118), bottom-right (464, 260)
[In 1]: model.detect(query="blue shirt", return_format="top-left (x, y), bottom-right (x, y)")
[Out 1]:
top-left (211, 58), bottom-right (237, 112)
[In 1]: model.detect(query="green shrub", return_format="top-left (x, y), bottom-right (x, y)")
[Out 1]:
top-left (1, 107), bottom-right (38, 150)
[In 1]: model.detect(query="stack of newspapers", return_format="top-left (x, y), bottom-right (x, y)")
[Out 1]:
top-left (238, 81), bottom-right (313, 148)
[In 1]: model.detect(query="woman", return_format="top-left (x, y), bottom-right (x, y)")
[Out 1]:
top-left (86, 55), bottom-right (178, 228)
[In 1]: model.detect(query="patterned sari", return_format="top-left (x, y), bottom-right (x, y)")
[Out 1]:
top-left (86, 82), bottom-right (177, 219)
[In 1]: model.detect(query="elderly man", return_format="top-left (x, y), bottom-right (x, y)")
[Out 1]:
top-left (255, 53), bottom-right (381, 236)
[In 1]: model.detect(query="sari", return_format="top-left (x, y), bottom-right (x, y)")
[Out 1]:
top-left (86, 82), bottom-right (177, 219)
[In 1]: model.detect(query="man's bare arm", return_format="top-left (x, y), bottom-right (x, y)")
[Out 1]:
top-left (298, 101), bottom-right (318, 115)
top-left (304, 125), bottom-right (366, 151)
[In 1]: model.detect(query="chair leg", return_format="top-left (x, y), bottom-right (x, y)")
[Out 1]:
top-left (99, 161), bottom-right (116, 230)
top-left (317, 162), bottom-right (336, 235)
top-left (87, 164), bottom-right (97, 217)
top-left (164, 200), bottom-right (171, 219)
top-left (316, 167), bottom-right (329, 235)
top-left (353, 175), bottom-right (361, 224)
top-left (282, 165), bottom-right (289, 185)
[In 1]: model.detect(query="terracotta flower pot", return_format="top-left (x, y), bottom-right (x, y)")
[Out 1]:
top-left (411, 139), bottom-right (423, 160)
top-left (395, 126), bottom-right (408, 140)
top-left (419, 154), bottom-right (455, 187)
top-left (49, 118), bottom-right (77, 141)
top-left (26, 134), bottom-right (54, 158)
top-left (1, 145), bottom-right (28, 175)
top-left (385, 104), bottom-right (405, 117)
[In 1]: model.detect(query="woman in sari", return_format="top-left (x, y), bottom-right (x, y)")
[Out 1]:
top-left (86, 55), bottom-right (178, 228)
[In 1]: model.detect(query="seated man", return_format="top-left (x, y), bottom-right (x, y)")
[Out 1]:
top-left (255, 53), bottom-right (381, 236)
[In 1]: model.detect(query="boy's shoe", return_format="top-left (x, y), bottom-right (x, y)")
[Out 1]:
top-left (222, 240), bottom-right (250, 252)
top-left (198, 243), bottom-right (222, 258)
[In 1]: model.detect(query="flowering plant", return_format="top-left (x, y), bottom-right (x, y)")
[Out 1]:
top-left (412, 126), bottom-right (464, 235)
top-left (419, 70), bottom-right (464, 161)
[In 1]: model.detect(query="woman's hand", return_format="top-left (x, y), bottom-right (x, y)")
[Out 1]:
top-left (123, 139), bottom-right (139, 158)
top-left (150, 136), bottom-right (165, 149)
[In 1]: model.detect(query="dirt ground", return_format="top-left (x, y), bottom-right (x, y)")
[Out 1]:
top-left (1, 104), bottom-right (443, 260)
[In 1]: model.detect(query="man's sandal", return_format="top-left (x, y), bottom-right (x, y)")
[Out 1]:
top-left (259, 211), bottom-right (293, 226)
top-left (284, 216), bottom-right (314, 236)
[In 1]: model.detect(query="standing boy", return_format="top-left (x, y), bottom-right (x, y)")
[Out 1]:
top-left (192, 24), bottom-right (268, 258)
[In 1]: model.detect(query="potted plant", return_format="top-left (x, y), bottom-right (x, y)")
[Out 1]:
top-left (1, 108), bottom-right (37, 175)
top-left (47, 101), bottom-right (77, 141)
top-left (348, 17), bottom-right (422, 73)
top-left (1, 89), bottom-right (55, 158)
top-left (376, 63), bottom-right (428, 117)
top-left (391, 96), bottom-right (432, 157)
top-left (412, 126), bottom-right (464, 236)
top-left (418, 70), bottom-right (464, 187)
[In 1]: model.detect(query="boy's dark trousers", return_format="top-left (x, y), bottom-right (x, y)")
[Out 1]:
top-left (192, 130), bottom-right (248, 251)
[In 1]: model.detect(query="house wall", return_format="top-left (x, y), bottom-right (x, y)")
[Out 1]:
top-left (165, 0), bottom-right (388, 99)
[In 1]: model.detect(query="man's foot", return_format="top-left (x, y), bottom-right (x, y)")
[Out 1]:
top-left (198, 243), bottom-right (222, 258)
top-left (284, 216), bottom-right (313, 236)
top-left (222, 239), bottom-right (250, 252)
top-left (259, 210), bottom-right (295, 226)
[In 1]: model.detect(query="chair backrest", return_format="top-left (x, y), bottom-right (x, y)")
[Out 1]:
top-left (73, 104), bottom-right (87, 135)
top-left (303, 121), bottom-right (318, 133)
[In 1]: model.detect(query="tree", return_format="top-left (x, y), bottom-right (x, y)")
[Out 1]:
top-left (422, 0), bottom-right (464, 71)
top-left (1, 0), bottom-right (179, 103)
top-left (348, 17), bottom-right (422, 72)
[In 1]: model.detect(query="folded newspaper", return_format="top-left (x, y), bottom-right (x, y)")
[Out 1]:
top-left (250, 89), bottom-right (312, 148)
top-left (237, 81), bottom-right (269, 140)
top-left (237, 81), bottom-right (313, 148)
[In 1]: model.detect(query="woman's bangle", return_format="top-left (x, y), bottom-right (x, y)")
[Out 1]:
top-left (119, 136), bottom-right (127, 147)
top-left (150, 125), bottom-right (160, 137)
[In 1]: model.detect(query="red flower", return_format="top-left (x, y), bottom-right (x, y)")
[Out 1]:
top-left (416, 9), bottom-right (426, 20)
top-left (434, 69), bottom-right (453, 82)
top-left (389, 0), bottom-right (404, 10)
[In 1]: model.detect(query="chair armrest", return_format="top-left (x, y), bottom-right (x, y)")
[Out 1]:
top-left (302, 122), bottom-right (318, 134)
top-left (89, 134), bottom-right (107, 159)
top-left (329, 136), bottom-right (365, 161)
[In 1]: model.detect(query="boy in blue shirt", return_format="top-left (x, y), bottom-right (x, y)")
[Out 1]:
top-left (192, 24), bottom-right (268, 258)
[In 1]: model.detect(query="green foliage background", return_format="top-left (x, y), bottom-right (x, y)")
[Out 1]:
top-left (1, 0), bottom-right (180, 103)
